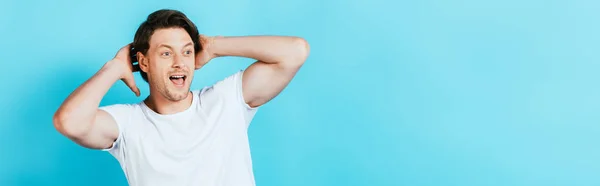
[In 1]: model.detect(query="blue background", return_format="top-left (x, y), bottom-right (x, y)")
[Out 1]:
top-left (1, 0), bottom-right (599, 185)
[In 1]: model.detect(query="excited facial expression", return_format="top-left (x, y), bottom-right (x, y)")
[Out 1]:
top-left (139, 27), bottom-right (195, 102)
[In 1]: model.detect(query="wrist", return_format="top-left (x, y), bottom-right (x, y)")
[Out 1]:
top-left (207, 35), bottom-right (225, 58)
top-left (102, 60), bottom-right (128, 79)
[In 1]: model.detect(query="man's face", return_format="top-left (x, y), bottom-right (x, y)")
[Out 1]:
top-left (140, 27), bottom-right (195, 102)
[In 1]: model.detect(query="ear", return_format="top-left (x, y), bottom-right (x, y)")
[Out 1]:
top-left (137, 51), bottom-right (149, 73)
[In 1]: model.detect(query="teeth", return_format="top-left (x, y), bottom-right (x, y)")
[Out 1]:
top-left (171, 75), bottom-right (184, 78)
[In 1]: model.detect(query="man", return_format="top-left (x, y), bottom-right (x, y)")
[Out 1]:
top-left (53, 9), bottom-right (309, 186)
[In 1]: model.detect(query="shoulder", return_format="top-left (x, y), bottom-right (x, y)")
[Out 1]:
top-left (194, 70), bottom-right (258, 127)
top-left (196, 70), bottom-right (244, 97)
top-left (213, 70), bottom-right (244, 92)
top-left (195, 70), bottom-right (255, 109)
top-left (98, 103), bottom-right (144, 124)
top-left (99, 103), bottom-right (142, 114)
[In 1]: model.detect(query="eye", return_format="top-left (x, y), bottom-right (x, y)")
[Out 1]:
top-left (184, 50), bottom-right (192, 55)
top-left (161, 52), bottom-right (171, 56)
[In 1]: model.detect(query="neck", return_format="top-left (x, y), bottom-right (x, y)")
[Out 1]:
top-left (144, 91), bottom-right (193, 115)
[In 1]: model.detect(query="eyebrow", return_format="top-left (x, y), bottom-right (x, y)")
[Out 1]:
top-left (157, 42), bottom-right (194, 50)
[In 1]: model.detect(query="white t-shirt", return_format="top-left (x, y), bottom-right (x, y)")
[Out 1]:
top-left (99, 71), bottom-right (259, 186)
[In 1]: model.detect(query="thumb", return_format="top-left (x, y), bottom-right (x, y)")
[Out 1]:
top-left (122, 74), bottom-right (140, 97)
top-left (132, 86), bottom-right (141, 97)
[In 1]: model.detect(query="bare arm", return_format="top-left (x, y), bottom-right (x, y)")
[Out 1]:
top-left (53, 45), bottom-right (140, 149)
top-left (202, 36), bottom-right (310, 107)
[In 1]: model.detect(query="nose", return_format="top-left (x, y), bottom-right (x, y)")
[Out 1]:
top-left (172, 55), bottom-right (186, 69)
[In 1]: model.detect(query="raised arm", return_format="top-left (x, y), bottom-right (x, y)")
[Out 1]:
top-left (198, 35), bottom-right (309, 108)
top-left (53, 44), bottom-right (140, 149)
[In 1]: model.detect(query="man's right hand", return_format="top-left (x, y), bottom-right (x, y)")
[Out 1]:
top-left (104, 44), bottom-right (141, 97)
top-left (54, 43), bottom-right (143, 149)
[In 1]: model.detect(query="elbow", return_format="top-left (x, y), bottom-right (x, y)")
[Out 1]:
top-left (286, 37), bottom-right (310, 68)
top-left (53, 111), bottom-right (89, 139)
top-left (294, 37), bottom-right (310, 65)
top-left (295, 37), bottom-right (310, 60)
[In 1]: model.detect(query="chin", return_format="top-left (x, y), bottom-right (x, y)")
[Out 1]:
top-left (165, 88), bottom-right (190, 101)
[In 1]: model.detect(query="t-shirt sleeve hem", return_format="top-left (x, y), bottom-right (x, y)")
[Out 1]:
top-left (98, 106), bottom-right (125, 152)
top-left (236, 70), bottom-right (260, 111)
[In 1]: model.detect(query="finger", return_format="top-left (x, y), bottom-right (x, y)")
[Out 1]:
top-left (123, 43), bottom-right (132, 51)
top-left (195, 61), bottom-right (206, 70)
top-left (122, 74), bottom-right (140, 97)
top-left (115, 43), bottom-right (134, 60)
top-left (117, 44), bottom-right (131, 56)
top-left (133, 87), bottom-right (141, 97)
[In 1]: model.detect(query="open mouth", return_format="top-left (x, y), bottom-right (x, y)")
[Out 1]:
top-left (169, 75), bottom-right (187, 86)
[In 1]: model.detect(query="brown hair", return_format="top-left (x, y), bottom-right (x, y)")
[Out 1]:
top-left (131, 9), bottom-right (201, 82)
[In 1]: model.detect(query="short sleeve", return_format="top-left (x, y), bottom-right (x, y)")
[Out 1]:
top-left (98, 104), bottom-right (134, 159)
top-left (213, 70), bottom-right (259, 127)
